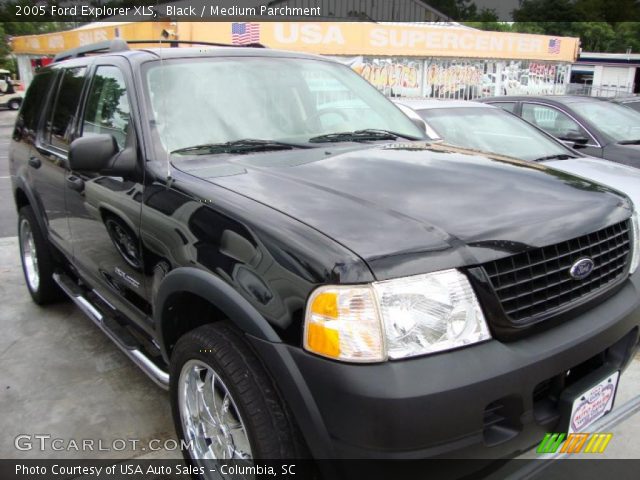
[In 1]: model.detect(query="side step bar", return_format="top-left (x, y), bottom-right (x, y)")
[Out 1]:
top-left (53, 273), bottom-right (170, 390)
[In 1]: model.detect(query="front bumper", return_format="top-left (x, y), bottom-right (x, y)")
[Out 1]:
top-left (249, 271), bottom-right (640, 460)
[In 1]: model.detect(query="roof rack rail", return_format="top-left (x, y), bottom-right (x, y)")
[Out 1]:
top-left (52, 38), bottom-right (267, 63)
top-left (53, 38), bottom-right (129, 63)
top-left (126, 40), bottom-right (267, 48)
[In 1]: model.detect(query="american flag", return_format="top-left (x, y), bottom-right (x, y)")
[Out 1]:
top-left (232, 23), bottom-right (260, 45)
top-left (548, 38), bottom-right (561, 54)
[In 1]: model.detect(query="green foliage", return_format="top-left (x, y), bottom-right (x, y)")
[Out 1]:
top-left (0, 23), bottom-right (14, 70)
top-left (611, 22), bottom-right (640, 52)
top-left (464, 21), bottom-right (512, 32)
top-left (471, 0), bottom-right (640, 53)
top-left (571, 22), bottom-right (617, 51)
top-left (513, 0), bottom-right (583, 23)
top-left (85, 76), bottom-right (127, 128)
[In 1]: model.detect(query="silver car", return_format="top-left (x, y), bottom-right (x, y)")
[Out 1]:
top-left (394, 98), bottom-right (640, 208)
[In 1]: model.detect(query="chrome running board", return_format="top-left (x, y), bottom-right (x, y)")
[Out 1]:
top-left (53, 273), bottom-right (169, 390)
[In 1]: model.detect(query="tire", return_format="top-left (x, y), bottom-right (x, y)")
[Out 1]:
top-left (170, 322), bottom-right (303, 468)
top-left (8, 98), bottom-right (20, 110)
top-left (18, 206), bottom-right (64, 304)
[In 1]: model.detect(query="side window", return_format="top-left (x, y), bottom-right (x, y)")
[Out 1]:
top-left (521, 103), bottom-right (589, 141)
top-left (45, 67), bottom-right (86, 150)
top-left (82, 66), bottom-right (131, 149)
top-left (493, 102), bottom-right (516, 113)
top-left (16, 71), bottom-right (55, 135)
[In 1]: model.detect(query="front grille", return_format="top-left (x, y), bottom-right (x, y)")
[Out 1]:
top-left (483, 220), bottom-right (631, 323)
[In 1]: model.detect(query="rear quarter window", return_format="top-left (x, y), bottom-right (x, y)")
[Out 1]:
top-left (45, 67), bottom-right (86, 151)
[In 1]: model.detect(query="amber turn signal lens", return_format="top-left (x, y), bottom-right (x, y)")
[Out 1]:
top-left (306, 322), bottom-right (341, 358)
top-left (303, 286), bottom-right (384, 362)
top-left (310, 292), bottom-right (339, 319)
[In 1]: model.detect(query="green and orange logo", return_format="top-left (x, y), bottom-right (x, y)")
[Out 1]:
top-left (537, 432), bottom-right (613, 454)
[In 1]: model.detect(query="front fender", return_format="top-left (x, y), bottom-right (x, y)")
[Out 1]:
top-left (154, 267), bottom-right (281, 361)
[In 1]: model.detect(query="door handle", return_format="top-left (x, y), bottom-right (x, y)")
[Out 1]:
top-left (66, 175), bottom-right (85, 192)
top-left (28, 157), bottom-right (41, 169)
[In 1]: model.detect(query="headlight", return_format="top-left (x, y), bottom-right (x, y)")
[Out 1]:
top-left (303, 269), bottom-right (491, 362)
top-left (631, 210), bottom-right (639, 275)
top-left (374, 270), bottom-right (491, 359)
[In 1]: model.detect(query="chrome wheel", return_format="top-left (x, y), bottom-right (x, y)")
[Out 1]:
top-left (178, 359), bottom-right (252, 460)
top-left (20, 218), bottom-right (40, 292)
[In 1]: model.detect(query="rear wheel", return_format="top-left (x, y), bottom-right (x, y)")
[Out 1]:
top-left (18, 206), bottom-right (64, 304)
top-left (8, 98), bottom-right (20, 110)
top-left (170, 322), bottom-right (303, 474)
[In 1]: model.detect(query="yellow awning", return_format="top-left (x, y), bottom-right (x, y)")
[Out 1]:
top-left (11, 21), bottom-right (579, 63)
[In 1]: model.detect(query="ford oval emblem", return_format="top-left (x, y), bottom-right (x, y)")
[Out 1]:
top-left (569, 258), bottom-right (595, 280)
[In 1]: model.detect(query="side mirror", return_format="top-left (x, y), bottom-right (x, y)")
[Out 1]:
top-left (410, 116), bottom-right (428, 133)
top-left (559, 134), bottom-right (589, 148)
top-left (69, 134), bottom-right (136, 176)
top-left (394, 103), bottom-right (438, 139)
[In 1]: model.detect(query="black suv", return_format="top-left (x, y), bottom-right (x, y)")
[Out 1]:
top-left (9, 40), bottom-right (640, 469)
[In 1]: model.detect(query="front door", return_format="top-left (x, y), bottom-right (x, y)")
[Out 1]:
top-left (520, 102), bottom-right (604, 158)
top-left (65, 62), bottom-right (150, 321)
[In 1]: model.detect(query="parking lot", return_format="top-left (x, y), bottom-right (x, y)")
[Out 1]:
top-left (0, 106), bottom-right (638, 462)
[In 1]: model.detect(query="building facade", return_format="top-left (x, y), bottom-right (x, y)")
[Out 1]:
top-left (10, 21), bottom-right (579, 99)
top-left (569, 52), bottom-right (640, 97)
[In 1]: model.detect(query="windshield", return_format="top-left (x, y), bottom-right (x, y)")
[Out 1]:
top-left (144, 56), bottom-right (425, 153)
top-left (570, 101), bottom-right (640, 142)
top-left (416, 106), bottom-right (574, 161)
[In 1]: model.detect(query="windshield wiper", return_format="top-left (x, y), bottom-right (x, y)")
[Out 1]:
top-left (533, 153), bottom-right (578, 162)
top-left (309, 129), bottom-right (420, 143)
top-left (171, 139), bottom-right (307, 155)
top-left (618, 139), bottom-right (640, 145)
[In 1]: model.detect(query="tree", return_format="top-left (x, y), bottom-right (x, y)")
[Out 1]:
top-left (575, 0), bottom-right (640, 22)
top-left (0, 24), bottom-right (14, 71)
top-left (611, 22), bottom-right (640, 52)
top-left (464, 21), bottom-right (513, 31)
top-left (471, 0), bottom-right (640, 53)
top-left (426, 0), bottom-right (500, 21)
top-left (571, 22), bottom-right (617, 51)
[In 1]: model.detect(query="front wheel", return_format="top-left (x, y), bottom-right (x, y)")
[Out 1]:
top-left (170, 322), bottom-right (303, 471)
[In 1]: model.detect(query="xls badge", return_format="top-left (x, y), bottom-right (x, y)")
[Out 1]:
top-left (569, 257), bottom-right (595, 280)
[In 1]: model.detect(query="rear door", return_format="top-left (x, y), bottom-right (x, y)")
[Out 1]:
top-left (31, 65), bottom-right (87, 255)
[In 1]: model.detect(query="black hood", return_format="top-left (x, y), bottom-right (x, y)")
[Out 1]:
top-left (174, 143), bottom-right (631, 280)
